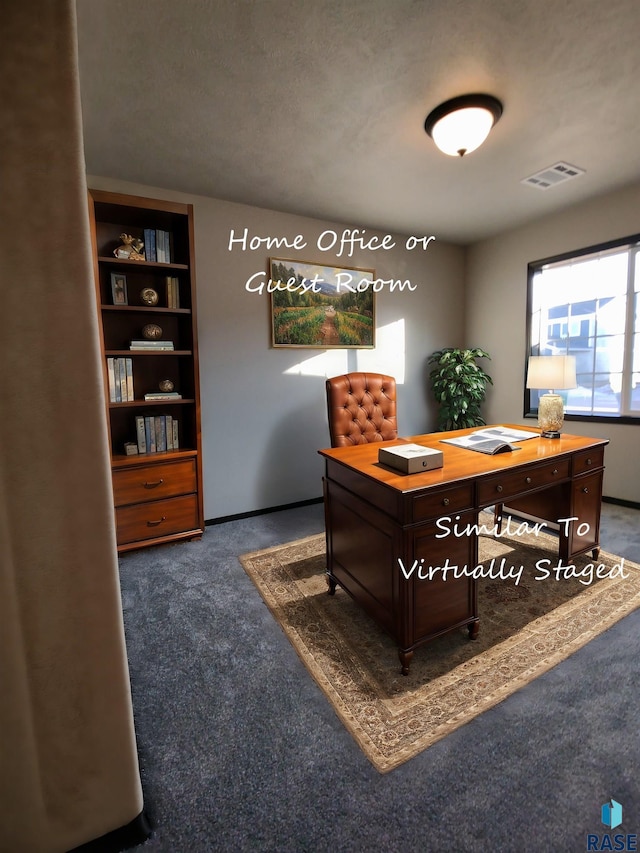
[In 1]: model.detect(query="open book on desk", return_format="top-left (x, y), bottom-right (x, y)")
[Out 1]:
top-left (440, 425), bottom-right (540, 455)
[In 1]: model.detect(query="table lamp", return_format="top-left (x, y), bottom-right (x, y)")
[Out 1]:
top-left (526, 355), bottom-right (577, 438)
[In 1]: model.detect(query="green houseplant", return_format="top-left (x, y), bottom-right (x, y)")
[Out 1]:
top-left (428, 347), bottom-right (493, 431)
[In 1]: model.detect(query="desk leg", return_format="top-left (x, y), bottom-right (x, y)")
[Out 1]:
top-left (326, 570), bottom-right (337, 595)
top-left (468, 620), bottom-right (479, 639)
top-left (398, 649), bottom-right (414, 676)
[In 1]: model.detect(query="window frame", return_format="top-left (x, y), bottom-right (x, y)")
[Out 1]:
top-left (524, 232), bottom-right (640, 426)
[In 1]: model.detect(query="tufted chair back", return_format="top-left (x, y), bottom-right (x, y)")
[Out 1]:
top-left (326, 372), bottom-right (398, 447)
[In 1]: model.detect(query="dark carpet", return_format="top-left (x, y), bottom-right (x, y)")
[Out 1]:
top-left (118, 502), bottom-right (640, 852)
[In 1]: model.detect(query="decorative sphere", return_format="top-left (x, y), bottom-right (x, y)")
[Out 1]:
top-left (140, 287), bottom-right (159, 306)
top-left (159, 379), bottom-right (174, 392)
top-left (142, 323), bottom-right (163, 340)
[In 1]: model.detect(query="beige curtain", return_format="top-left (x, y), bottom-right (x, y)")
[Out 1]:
top-left (0, 2), bottom-right (144, 851)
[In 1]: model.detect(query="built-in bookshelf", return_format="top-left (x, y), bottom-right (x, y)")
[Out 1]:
top-left (88, 189), bottom-right (204, 551)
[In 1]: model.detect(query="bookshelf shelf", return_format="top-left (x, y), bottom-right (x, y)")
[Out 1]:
top-left (89, 189), bottom-right (204, 552)
top-left (101, 305), bottom-right (192, 315)
top-left (108, 398), bottom-right (195, 409)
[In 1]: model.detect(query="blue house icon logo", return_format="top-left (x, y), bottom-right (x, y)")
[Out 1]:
top-left (602, 799), bottom-right (623, 830)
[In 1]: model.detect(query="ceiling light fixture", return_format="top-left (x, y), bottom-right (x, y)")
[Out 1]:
top-left (424, 93), bottom-right (503, 157)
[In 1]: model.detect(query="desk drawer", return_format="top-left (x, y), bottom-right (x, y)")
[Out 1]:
top-left (411, 483), bottom-right (474, 522)
top-left (477, 459), bottom-right (570, 506)
top-left (116, 494), bottom-right (200, 544)
top-left (572, 447), bottom-right (604, 475)
top-left (113, 459), bottom-right (196, 507)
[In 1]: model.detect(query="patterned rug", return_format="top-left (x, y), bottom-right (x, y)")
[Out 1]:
top-left (240, 521), bottom-right (640, 772)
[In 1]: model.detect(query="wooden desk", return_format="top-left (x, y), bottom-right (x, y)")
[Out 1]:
top-left (319, 425), bottom-right (608, 674)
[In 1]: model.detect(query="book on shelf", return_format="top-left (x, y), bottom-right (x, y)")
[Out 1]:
top-left (144, 391), bottom-right (183, 400)
top-left (125, 358), bottom-right (134, 401)
top-left (107, 358), bottom-right (116, 402)
top-left (144, 416), bottom-right (155, 453)
top-left (141, 228), bottom-right (172, 263)
top-left (135, 415), bottom-right (147, 453)
top-left (143, 228), bottom-right (156, 263)
top-left (155, 229), bottom-right (172, 263)
top-left (166, 415), bottom-right (174, 450)
top-left (165, 275), bottom-right (180, 308)
top-left (136, 414), bottom-right (179, 454)
top-left (130, 341), bottom-right (175, 350)
top-left (155, 416), bottom-right (166, 452)
top-left (107, 357), bottom-right (135, 402)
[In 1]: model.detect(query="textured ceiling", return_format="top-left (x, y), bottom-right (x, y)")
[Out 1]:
top-left (76, 0), bottom-right (640, 244)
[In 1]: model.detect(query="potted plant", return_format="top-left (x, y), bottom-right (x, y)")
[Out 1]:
top-left (428, 347), bottom-right (493, 430)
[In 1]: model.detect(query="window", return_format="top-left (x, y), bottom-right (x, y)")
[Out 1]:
top-left (525, 235), bottom-right (640, 422)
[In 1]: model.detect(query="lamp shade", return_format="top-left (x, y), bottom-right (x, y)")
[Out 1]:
top-left (424, 94), bottom-right (503, 157)
top-left (526, 355), bottom-right (577, 391)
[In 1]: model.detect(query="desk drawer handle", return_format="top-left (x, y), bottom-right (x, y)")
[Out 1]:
top-left (143, 478), bottom-right (164, 489)
top-left (146, 516), bottom-right (167, 527)
top-left (496, 485), bottom-right (503, 493)
top-left (552, 468), bottom-right (559, 475)
top-left (442, 498), bottom-right (450, 506)
top-left (525, 476), bottom-right (532, 484)
top-left (586, 458), bottom-right (592, 466)
top-left (582, 486), bottom-right (589, 494)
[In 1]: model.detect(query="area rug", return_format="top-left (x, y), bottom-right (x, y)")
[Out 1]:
top-left (239, 521), bottom-right (640, 772)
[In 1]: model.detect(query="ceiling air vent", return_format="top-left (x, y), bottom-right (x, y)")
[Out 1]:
top-left (522, 162), bottom-right (585, 190)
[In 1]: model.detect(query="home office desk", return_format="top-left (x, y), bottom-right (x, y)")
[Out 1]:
top-left (319, 425), bottom-right (608, 674)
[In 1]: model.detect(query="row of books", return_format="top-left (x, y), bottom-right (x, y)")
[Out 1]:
top-left (143, 228), bottom-right (172, 263)
top-left (107, 357), bottom-right (134, 402)
top-left (135, 414), bottom-right (179, 453)
top-left (166, 276), bottom-right (180, 308)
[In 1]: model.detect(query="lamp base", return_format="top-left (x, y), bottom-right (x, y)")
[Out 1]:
top-left (540, 429), bottom-right (561, 439)
top-left (538, 392), bottom-right (565, 438)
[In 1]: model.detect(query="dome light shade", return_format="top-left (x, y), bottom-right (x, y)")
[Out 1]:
top-left (425, 94), bottom-right (503, 157)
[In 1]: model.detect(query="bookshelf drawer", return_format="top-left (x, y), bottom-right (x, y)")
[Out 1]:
top-left (477, 458), bottom-right (570, 506)
top-left (116, 494), bottom-right (200, 544)
top-left (113, 459), bottom-right (196, 506)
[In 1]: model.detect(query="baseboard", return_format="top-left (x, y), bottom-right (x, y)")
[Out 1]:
top-left (67, 811), bottom-right (151, 853)
top-left (205, 494), bottom-right (638, 527)
top-left (603, 495), bottom-right (640, 510)
top-left (206, 496), bottom-right (323, 526)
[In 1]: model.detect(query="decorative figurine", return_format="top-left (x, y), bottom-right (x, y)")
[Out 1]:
top-left (140, 287), bottom-right (159, 306)
top-left (159, 379), bottom-right (175, 392)
top-left (114, 233), bottom-right (145, 260)
top-left (142, 323), bottom-right (163, 340)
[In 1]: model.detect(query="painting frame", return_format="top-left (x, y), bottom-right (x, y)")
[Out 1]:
top-left (110, 271), bottom-right (128, 305)
top-left (269, 257), bottom-right (376, 349)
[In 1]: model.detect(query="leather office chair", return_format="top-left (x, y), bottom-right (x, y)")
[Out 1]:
top-left (326, 372), bottom-right (397, 447)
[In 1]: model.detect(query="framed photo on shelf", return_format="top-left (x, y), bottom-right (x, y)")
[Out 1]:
top-left (110, 272), bottom-right (128, 305)
top-left (269, 257), bottom-right (375, 348)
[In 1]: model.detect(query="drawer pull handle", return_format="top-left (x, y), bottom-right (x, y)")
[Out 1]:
top-left (146, 516), bottom-right (167, 527)
top-left (582, 487), bottom-right (589, 494)
top-left (525, 476), bottom-right (532, 484)
top-left (143, 479), bottom-right (164, 489)
top-left (552, 469), bottom-right (559, 475)
top-left (442, 498), bottom-right (450, 506)
top-left (586, 458), bottom-right (592, 465)
top-left (496, 485), bottom-right (503, 493)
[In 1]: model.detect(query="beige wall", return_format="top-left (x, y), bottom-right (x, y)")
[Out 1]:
top-left (466, 181), bottom-right (640, 503)
top-left (88, 176), bottom-right (466, 518)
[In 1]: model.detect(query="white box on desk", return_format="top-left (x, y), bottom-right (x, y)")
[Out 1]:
top-left (378, 443), bottom-right (444, 474)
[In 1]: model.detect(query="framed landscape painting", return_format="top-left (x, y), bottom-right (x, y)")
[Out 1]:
top-left (269, 258), bottom-right (375, 348)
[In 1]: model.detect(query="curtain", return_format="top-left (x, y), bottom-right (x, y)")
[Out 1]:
top-left (0, 2), bottom-right (144, 850)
